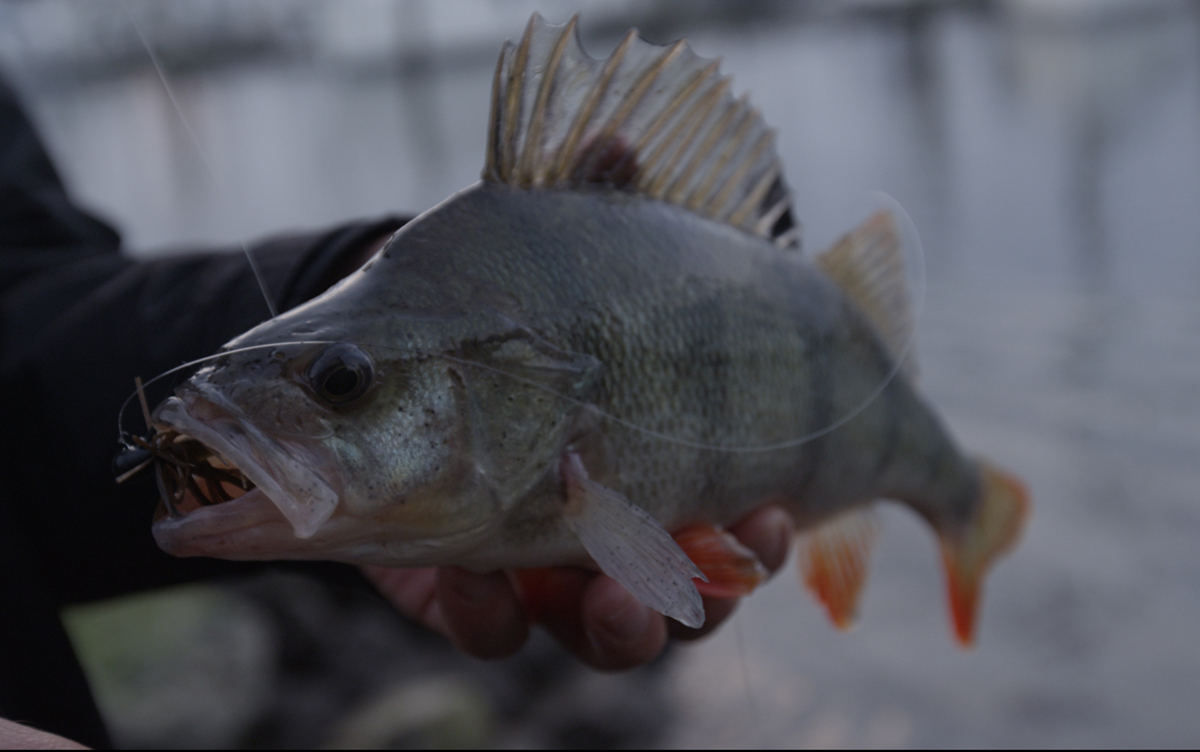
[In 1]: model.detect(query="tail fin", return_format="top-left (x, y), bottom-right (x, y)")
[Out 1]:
top-left (940, 461), bottom-right (1030, 646)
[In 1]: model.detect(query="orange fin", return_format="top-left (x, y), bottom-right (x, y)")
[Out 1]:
top-left (940, 461), bottom-right (1030, 647)
top-left (673, 524), bottom-right (768, 598)
top-left (798, 508), bottom-right (879, 630)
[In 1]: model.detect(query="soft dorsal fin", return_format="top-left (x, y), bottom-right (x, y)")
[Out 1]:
top-left (816, 210), bottom-right (917, 379)
top-left (484, 13), bottom-right (799, 249)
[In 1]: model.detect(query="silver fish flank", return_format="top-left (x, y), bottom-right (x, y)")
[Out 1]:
top-left (138, 14), bottom-right (1029, 641)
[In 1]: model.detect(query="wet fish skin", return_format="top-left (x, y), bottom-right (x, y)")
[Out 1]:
top-left (156, 184), bottom-right (974, 568)
top-left (147, 13), bottom-right (1027, 640)
top-left (424, 187), bottom-right (981, 555)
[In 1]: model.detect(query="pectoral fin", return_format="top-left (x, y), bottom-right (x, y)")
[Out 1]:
top-left (561, 453), bottom-right (707, 628)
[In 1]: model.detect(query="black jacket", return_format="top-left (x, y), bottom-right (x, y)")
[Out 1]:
top-left (0, 77), bottom-right (406, 748)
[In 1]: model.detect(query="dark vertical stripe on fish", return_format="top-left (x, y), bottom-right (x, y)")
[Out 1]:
top-left (792, 328), bottom-right (831, 500)
top-left (872, 372), bottom-right (903, 488)
top-left (697, 293), bottom-right (732, 506)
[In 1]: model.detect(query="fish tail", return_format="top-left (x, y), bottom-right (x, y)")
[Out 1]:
top-left (939, 461), bottom-right (1030, 646)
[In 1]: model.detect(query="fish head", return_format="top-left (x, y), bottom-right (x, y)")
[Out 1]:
top-left (146, 233), bottom-right (604, 566)
top-left (149, 320), bottom-right (512, 566)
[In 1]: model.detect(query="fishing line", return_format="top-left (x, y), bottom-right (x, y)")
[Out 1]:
top-left (114, 7), bottom-right (927, 454)
top-left (119, 192), bottom-right (927, 453)
top-left (119, 0), bottom-right (278, 318)
top-left (414, 198), bottom-right (928, 454)
top-left (731, 614), bottom-right (762, 730)
top-left (118, 340), bottom-right (339, 443)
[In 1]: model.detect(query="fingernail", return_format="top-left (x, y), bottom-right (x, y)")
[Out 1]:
top-left (599, 590), bottom-right (651, 643)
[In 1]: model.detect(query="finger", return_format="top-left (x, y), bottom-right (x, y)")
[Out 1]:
top-left (0, 719), bottom-right (89, 751)
top-left (728, 505), bottom-right (794, 574)
top-left (435, 566), bottom-right (529, 659)
top-left (513, 566), bottom-right (591, 656)
top-left (671, 506), bottom-right (794, 641)
top-left (579, 576), bottom-right (669, 671)
top-left (360, 565), bottom-right (448, 634)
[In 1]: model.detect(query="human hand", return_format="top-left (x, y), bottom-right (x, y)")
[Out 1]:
top-left (360, 505), bottom-right (793, 671)
top-left (0, 718), bottom-right (89, 750)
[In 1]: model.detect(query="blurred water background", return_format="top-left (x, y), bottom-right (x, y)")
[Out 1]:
top-left (3, 0), bottom-right (1200, 747)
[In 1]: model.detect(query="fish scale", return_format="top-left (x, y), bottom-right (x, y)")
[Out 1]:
top-left (139, 14), bottom-right (1027, 642)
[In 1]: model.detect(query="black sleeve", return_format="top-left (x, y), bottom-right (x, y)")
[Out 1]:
top-left (0, 73), bottom-right (409, 748)
top-left (0, 216), bottom-right (407, 603)
top-left (0, 77), bottom-right (121, 291)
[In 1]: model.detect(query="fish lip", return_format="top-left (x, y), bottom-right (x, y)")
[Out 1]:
top-left (150, 486), bottom-right (503, 567)
top-left (148, 487), bottom-right (355, 562)
top-left (152, 487), bottom-right (291, 558)
top-left (152, 390), bottom-right (342, 540)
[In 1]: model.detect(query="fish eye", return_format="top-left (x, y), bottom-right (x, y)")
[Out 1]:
top-left (308, 343), bottom-right (374, 406)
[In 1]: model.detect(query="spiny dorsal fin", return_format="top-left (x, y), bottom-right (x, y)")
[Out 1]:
top-left (484, 13), bottom-right (799, 249)
top-left (816, 210), bottom-right (917, 379)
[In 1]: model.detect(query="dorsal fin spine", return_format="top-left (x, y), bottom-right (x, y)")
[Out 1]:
top-left (729, 157), bottom-right (780, 227)
top-left (483, 46), bottom-right (505, 182)
top-left (649, 77), bottom-right (731, 200)
top-left (486, 14), bottom-right (798, 247)
top-left (551, 29), bottom-right (637, 183)
top-left (633, 62), bottom-right (715, 195)
top-left (643, 78), bottom-right (728, 198)
top-left (684, 97), bottom-right (752, 211)
top-left (520, 15), bottom-right (577, 186)
top-left (705, 125), bottom-right (770, 218)
top-left (623, 60), bottom-right (718, 184)
top-left (776, 226), bottom-right (801, 248)
top-left (755, 193), bottom-right (792, 237)
top-left (501, 24), bottom-right (534, 179)
top-left (578, 41), bottom-right (691, 187)
top-left (605, 41), bottom-right (685, 136)
top-left (667, 87), bottom-right (739, 205)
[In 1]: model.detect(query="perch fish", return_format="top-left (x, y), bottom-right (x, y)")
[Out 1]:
top-left (134, 14), bottom-right (1028, 643)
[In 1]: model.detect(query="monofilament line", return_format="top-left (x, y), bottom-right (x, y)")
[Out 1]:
top-left (120, 0), bottom-right (278, 318)
top-left (120, 320), bottom-right (919, 455)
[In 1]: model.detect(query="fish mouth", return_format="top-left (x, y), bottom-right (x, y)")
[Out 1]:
top-left (145, 390), bottom-right (502, 567)
top-left (142, 428), bottom-right (258, 516)
top-left (149, 390), bottom-right (342, 552)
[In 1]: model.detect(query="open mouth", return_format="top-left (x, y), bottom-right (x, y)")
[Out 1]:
top-left (122, 424), bottom-right (293, 559)
top-left (126, 392), bottom-right (503, 567)
top-left (129, 428), bottom-right (257, 520)
top-left (141, 393), bottom-right (342, 541)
